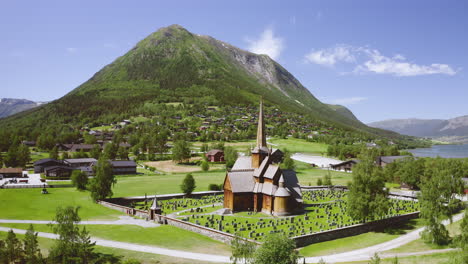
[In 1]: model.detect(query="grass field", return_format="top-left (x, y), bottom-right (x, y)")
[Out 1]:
top-left (0, 231), bottom-right (224, 264)
top-left (338, 251), bottom-right (457, 264)
top-left (112, 170), bottom-right (226, 197)
top-left (299, 218), bottom-right (424, 257)
top-left (295, 161), bottom-right (352, 186)
top-left (268, 138), bottom-right (328, 154)
top-left (0, 224), bottom-right (231, 255)
top-left (0, 188), bottom-right (122, 220)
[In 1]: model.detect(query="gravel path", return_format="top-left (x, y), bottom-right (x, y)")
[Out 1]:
top-left (0, 216), bottom-right (159, 228)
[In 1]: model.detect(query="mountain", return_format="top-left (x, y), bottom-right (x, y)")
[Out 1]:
top-left (368, 116), bottom-right (468, 143)
top-left (0, 24), bottom-right (401, 140)
top-left (0, 98), bottom-right (43, 118)
top-left (326, 104), bottom-right (360, 122)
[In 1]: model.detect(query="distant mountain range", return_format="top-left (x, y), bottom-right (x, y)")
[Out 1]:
top-left (0, 98), bottom-right (44, 118)
top-left (368, 116), bottom-right (468, 143)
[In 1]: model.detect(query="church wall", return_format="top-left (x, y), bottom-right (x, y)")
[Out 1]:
top-left (233, 193), bottom-right (254, 211)
top-left (273, 196), bottom-right (289, 215)
top-left (261, 195), bottom-right (273, 213)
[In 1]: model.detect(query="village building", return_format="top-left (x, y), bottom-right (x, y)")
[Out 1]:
top-left (0, 168), bottom-right (23, 179)
top-left (34, 158), bottom-right (63, 173)
top-left (376, 156), bottom-right (410, 167)
top-left (44, 166), bottom-right (74, 178)
top-left (330, 160), bottom-right (360, 172)
top-left (223, 100), bottom-right (303, 216)
top-left (64, 158), bottom-right (97, 168)
top-left (110, 160), bottom-right (137, 175)
top-left (206, 149), bottom-right (224, 162)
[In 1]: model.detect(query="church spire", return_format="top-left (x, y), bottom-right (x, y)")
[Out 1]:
top-left (256, 98), bottom-right (267, 149)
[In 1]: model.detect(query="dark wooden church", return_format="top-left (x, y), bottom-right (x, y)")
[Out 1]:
top-left (223, 100), bottom-right (303, 216)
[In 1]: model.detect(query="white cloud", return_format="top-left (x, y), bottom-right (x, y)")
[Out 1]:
top-left (305, 45), bottom-right (355, 66)
top-left (66, 47), bottom-right (77, 53)
top-left (356, 49), bottom-right (457, 76)
top-left (305, 45), bottom-right (458, 76)
top-left (330, 97), bottom-right (368, 105)
top-left (246, 27), bottom-right (284, 60)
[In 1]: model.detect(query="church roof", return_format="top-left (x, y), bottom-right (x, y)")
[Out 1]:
top-left (231, 156), bottom-right (253, 171)
top-left (282, 169), bottom-right (303, 203)
top-left (227, 170), bottom-right (255, 193)
top-left (263, 165), bottom-right (279, 180)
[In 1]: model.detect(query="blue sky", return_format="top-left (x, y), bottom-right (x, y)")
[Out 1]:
top-left (1, 0), bottom-right (466, 123)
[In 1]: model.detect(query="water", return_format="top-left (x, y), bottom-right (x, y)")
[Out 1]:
top-left (408, 144), bottom-right (468, 158)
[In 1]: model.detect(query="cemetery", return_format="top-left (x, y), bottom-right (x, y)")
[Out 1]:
top-left (116, 189), bottom-right (420, 244)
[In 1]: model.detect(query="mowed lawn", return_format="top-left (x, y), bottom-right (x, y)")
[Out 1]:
top-left (295, 161), bottom-right (352, 186)
top-left (299, 219), bottom-right (425, 257)
top-left (0, 223), bottom-right (231, 255)
top-left (0, 231), bottom-right (225, 264)
top-left (268, 138), bottom-right (328, 154)
top-left (0, 188), bottom-right (122, 220)
top-left (112, 171), bottom-right (226, 197)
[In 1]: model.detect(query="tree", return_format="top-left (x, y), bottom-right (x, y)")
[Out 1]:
top-left (282, 149), bottom-right (295, 170)
top-left (89, 157), bottom-right (116, 201)
top-left (323, 171), bottom-right (332, 186)
top-left (200, 143), bottom-right (209, 153)
top-left (316, 178), bottom-right (323, 186)
top-left (452, 209), bottom-right (468, 263)
top-left (17, 144), bottom-right (31, 167)
top-left (61, 151), bottom-right (70, 160)
top-left (252, 233), bottom-right (298, 264)
top-left (347, 153), bottom-right (389, 222)
top-left (103, 143), bottom-right (118, 160)
top-left (419, 158), bottom-right (463, 245)
top-left (117, 146), bottom-right (129, 160)
top-left (5, 229), bottom-right (23, 263)
top-left (201, 160), bottom-right (209, 171)
top-left (224, 146), bottom-right (238, 168)
top-left (230, 234), bottom-right (255, 264)
top-left (4, 143), bottom-right (19, 167)
top-left (180, 173), bottom-right (196, 196)
top-left (23, 224), bottom-right (43, 264)
top-left (71, 170), bottom-right (88, 191)
top-left (90, 144), bottom-right (101, 159)
top-left (172, 140), bottom-right (192, 163)
top-left (369, 252), bottom-right (381, 264)
top-left (48, 206), bottom-right (96, 264)
top-left (49, 146), bottom-right (59, 160)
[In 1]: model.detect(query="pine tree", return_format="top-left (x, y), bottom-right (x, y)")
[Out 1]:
top-left (89, 156), bottom-right (115, 201)
top-left (23, 224), bottom-right (43, 264)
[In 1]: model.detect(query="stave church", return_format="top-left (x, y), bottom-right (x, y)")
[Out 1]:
top-left (223, 100), bottom-right (303, 216)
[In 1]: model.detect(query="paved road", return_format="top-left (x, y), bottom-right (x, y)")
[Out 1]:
top-left (0, 212), bottom-right (464, 263)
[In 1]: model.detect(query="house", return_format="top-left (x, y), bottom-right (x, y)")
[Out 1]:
top-left (64, 158), bottom-right (97, 168)
top-left (206, 149), bottom-right (224, 162)
top-left (21, 140), bottom-right (36, 147)
top-left (56, 144), bottom-right (96, 152)
top-left (330, 160), bottom-right (360, 172)
top-left (34, 158), bottom-right (63, 173)
top-left (0, 168), bottom-right (23, 178)
top-left (44, 166), bottom-right (74, 178)
top-left (376, 156), bottom-right (411, 167)
top-left (223, 100), bottom-right (303, 216)
top-left (110, 160), bottom-right (137, 175)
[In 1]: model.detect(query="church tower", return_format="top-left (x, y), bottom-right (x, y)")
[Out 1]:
top-left (251, 99), bottom-right (270, 168)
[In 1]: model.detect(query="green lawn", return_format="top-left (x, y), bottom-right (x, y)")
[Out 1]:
top-left (0, 188), bottom-right (122, 220)
top-left (337, 251), bottom-right (457, 264)
top-left (30, 151), bottom-right (49, 162)
top-left (299, 219), bottom-right (424, 257)
top-left (268, 138), bottom-right (328, 154)
top-left (0, 231), bottom-right (224, 264)
top-left (0, 224), bottom-right (230, 255)
top-left (112, 171), bottom-right (225, 197)
top-left (295, 161), bottom-right (352, 186)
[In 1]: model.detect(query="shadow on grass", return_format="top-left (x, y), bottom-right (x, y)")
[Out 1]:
top-left (375, 218), bottom-right (421, 235)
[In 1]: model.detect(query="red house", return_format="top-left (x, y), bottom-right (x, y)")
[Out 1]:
top-left (206, 149), bottom-right (224, 162)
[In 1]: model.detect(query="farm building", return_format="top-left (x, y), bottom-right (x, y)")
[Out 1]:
top-left (110, 160), bottom-right (137, 175)
top-left (330, 160), bottom-right (360, 172)
top-left (34, 158), bottom-right (63, 173)
top-left (0, 168), bottom-right (23, 178)
top-left (376, 156), bottom-right (410, 167)
top-left (206, 149), bottom-right (224, 162)
top-left (223, 100), bottom-right (303, 216)
top-left (43, 166), bottom-right (74, 178)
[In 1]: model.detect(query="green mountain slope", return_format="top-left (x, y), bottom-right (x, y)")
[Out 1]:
top-left (0, 25), bottom-right (401, 139)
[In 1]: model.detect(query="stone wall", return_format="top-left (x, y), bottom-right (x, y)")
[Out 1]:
top-left (292, 212), bottom-right (420, 247)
